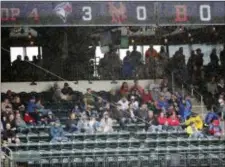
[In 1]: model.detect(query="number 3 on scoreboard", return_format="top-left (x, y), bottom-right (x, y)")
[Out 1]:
top-left (82, 6), bottom-right (92, 21)
top-left (136, 6), bottom-right (147, 21)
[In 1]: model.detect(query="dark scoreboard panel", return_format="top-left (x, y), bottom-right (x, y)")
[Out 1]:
top-left (1, 1), bottom-right (156, 26)
top-left (1, 1), bottom-right (225, 26)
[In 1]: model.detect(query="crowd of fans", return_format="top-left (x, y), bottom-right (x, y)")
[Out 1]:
top-left (99, 45), bottom-right (168, 79)
top-left (1, 79), bottom-right (224, 145)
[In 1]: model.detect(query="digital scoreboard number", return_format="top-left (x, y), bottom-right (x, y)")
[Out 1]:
top-left (158, 1), bottom-right (225, 25)
top-left (1, 1), bottom-right (225, 26)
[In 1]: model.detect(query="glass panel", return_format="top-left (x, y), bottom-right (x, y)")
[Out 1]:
top-left (10, 47), bottom-right (24, 63)
top-left (26, 46), bottom-right (39, 61)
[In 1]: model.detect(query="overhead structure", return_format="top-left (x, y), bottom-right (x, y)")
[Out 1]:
top-left (1, 1), bottom-right (225, 27)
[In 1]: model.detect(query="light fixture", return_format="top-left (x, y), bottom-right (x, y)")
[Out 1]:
top-left (212, 27), bottom-right (216, 32)
top-left (188, 33), bottom-right (191, 37)
top-left (164, 38), bottom-right (168, 44)
top-left (131, 39), bottom-right (135, 43)
top-left (30, 41), bottom-right (34, 45)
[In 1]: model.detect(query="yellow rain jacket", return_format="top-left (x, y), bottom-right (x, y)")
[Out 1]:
top-left (185, 115), bottom-right (203, 130)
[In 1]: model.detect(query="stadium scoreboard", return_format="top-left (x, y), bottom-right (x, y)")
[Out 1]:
top-left (1, 1), bottom-right (225, 26)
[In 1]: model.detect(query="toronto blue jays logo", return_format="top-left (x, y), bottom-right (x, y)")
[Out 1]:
top-left (54, 2), bottom-right (72, 23)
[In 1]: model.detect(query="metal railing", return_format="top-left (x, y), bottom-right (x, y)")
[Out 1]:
top-left (171, 71), bottom-right (205, 117)
top-left (1, 146), bottom-right (13, 167)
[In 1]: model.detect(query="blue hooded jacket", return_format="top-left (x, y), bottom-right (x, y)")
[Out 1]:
top-left (27, 101), bottom-right (37, 113)
top-left (50, 125), bottom-right (65, 138)
top-left (205, 112), bottom-right (219, 125)
top-left (179, 99), bottom-right (192, 120)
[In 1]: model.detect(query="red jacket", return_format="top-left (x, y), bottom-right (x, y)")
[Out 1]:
top-left (119, 87), bottom-right (129, 97)
top-left (24, 113), bottom-right (35, 123)
top-left (158, 116), bottom-right (167, 125)
top-left (167, 117), bottom-right (180, 126)
top-left (130, 85), bottom-right (144, 95)
top-left (142, 93), bottom-right (153, 103)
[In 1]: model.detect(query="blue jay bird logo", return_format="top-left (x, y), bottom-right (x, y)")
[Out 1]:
top-left (54, 2), bottom-right (72, 23)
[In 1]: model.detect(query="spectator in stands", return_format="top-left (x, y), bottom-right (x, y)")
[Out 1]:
top-left (218, 95), bottom-right (225, 120)
top-left (77, 114), bottom-right (91, 133)
top-left (204, 105), bottom-right (219, 126)
top-left (6, 90), bottom-right (14, 102)
top-left (130, 45), bottom-right (142, 74)
top-left (89, 114), bottom-right (101, 133)
top-left (206, 76), bottom-right (218, 98)
top-left (61, 82), bottom-right (73, 101)
top-left (109, 89), bottom-right (120, 103)
top-left (24, 112), bottom-right (35, 125)
top-left (12, 55), bottom-right (22, 81)
top-left (179, 95), bottom-right (192, 120)
top-left (146, 110), bottom-right (159, 132)
top-left (138, 104), bottom-right (148, 120)
top-left (160, 77), bottom-right (169, 92)
top-left (185, 113), bottom-right (203, 130)
top-left (130, 80), bottom-right (144, 95)
top-left (15, 113), bottom-right (29, 133)
top-left (167, 113), bottom-right (180, 127)
top-left (99, 53), bottom-right (110, 79)
top-left (52, 83), bottom-right (63, 102)
top-left (168, 93), bottom-right (180, 115)
top-left (186, 122), bottom-right (204, 138)
top-left (209, 119), bottom-right (222, 138)
top-left (142, 89), bottom-right (153, 104)
top-left (157, 111), bottom-right (167, 126)
top-left (2, 123), bottom-right (20, 144)
top-left (84, 88), bottom-right (95, 109)
top-left (193, 48), bottom-right (204, 87)
top-left (119, 82), bottom-right (129, 97)
top-left (35, 99), bottom-right (52, 116)
top-left (1, 98), bottom-right (12, 114)
top-left (217, 78), bottom-right (225, 94)
top-left (50, 120), bottom-right (68, 142)
top-left (95, 97), bottom-right (106, 118)
top-left (7, 114), bottom-right (16, 131)
top-left (12, 96), bottom-right (25, 114)
top-left (145, 45), bottom-right (158, 60)
top-left (220, 45), bottom-right (225, 77)
top-left (100, 112), bottom-right (113, 133)
top-left (107, 45), bottom-right (122, 79)
top-left (65, 113), bottom-right (78, 133)
top-left (129, 96), bottom-right (139, 122)
top-left (45, 111), bottom-right (56, 125)
top-left (26, 96), bottom-right (39, 123)
top-left (122, 50), bottom-right (133, 78)
top-left (145, 45), bottom-right (158, 77)
top-left (209, 48), bottom-right (219, 73)
top-left (71, 104), bottom-right (81, 115)
top-left (187, 50), bottom-right (196, 82)
top-left (117, 97), bottom-right (129, 112)
top-left (155, 94), bottom-right (169, 112)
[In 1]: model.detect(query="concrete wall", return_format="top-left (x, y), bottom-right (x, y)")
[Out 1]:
top-left (1, 80), bottom-right (162, 93)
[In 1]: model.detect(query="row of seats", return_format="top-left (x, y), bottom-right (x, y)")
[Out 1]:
top-left (13, 153), bottom-right (225, 167)
top-left (11, 148), bottom-right (225, 167)
top-left (17, 131), bottom-right (189, 143)
top-left (8, 138), bottom-right (224, 152)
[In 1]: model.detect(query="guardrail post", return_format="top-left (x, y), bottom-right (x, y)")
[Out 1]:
top-left (182, 84), bottom-right (184, 97)
top-left (200, 95), bottom-right (204, 118)
top-left (172, 71), bottom-right (174, 93)
top-left (191, 88), bottom-right (194, 97)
